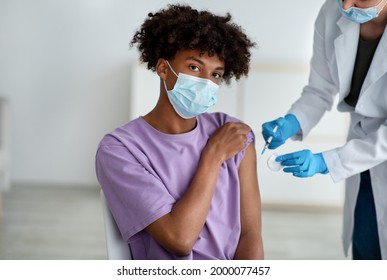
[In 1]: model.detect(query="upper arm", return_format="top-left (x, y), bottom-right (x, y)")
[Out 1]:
top-left (234, 142), bottom-right (264, 259)
top-left (238, 143), bottom-right (262, 235)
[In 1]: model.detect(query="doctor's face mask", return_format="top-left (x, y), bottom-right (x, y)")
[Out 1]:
top-left (163, 60), bottom-right (219, 119)
top-left (337, 0), bottom-right (387, 24)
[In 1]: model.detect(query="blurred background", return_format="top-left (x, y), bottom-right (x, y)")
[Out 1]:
top-left (0, 0), bottom-right (350, 259)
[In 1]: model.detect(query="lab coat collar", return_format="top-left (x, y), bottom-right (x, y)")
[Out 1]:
top-left (334, 17), bottom-right (359, 98)
top-left (334, 16), bottom-right (387, 98)
top-left (361, 29), bottom-right (387, 95)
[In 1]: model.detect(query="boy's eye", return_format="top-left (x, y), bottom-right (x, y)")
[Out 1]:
top-left (189, 65), bottom-right (200, 71)
top-left (212, 73), bottom-right (222, 79)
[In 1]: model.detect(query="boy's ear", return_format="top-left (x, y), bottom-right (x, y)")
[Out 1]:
top-left (156, 58), bottom-right (168, 80)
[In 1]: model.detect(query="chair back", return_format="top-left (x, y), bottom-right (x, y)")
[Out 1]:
top-left (100, 189), bottom-right (132, 259)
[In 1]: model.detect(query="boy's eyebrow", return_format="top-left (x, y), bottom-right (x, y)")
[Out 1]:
top-left (186, 56), bottom-right (225, 71)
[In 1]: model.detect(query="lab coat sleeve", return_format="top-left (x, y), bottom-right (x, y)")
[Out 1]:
top-left (323, 121), bottom-right (387, 183)
top-left (288, 2), bottom-right (339, 140)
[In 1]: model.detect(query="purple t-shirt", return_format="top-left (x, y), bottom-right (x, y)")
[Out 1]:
top-left (95, 112), bottom-right (254, 260)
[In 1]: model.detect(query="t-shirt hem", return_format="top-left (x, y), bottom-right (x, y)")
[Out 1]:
top-left (125, 203), bottom-right (174, 242)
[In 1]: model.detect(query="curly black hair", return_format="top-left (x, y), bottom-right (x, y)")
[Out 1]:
top-left (130, 4), bottom-right (256, 84)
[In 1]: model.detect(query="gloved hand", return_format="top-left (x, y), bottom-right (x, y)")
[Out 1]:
top-left (261, 114), bottom-right (301, 149)
top-left (276, 150), bottom-right (329, 178)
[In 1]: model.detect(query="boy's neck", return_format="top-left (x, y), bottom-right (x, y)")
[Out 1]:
top-left (143, 107), bottom-right (197, 134)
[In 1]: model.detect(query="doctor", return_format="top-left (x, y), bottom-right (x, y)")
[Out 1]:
top-left (262, 0), bottom-right (387, 260)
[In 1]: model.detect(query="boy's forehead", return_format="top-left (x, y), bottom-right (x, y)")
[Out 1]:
top-left (173, 49), bottom-right (224, 66)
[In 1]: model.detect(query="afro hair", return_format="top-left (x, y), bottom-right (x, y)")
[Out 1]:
top-left (130, 4), bottom-right (256, 84)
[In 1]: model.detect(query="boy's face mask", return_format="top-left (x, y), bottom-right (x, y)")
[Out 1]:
top-left (337, 0), bottom-right (387, 24)
top-left (163, 60), bottom-right (219, 119)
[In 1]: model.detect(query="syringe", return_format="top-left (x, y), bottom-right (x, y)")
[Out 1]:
top-left (261, 125), bottom-right (278, 155)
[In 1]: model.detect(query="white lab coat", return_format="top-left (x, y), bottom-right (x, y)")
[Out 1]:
top-left (288, 0), bottom-right (387, 259)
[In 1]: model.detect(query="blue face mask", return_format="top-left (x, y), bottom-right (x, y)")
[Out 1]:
top-left (163, 61), bottom-right (219, 119)
top-left (337, 0), bottom-right (387, 24)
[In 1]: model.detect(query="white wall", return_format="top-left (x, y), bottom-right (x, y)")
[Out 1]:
top-left (0, 97), bottom-right (11, 191)
top-left (0, 0), bottom-right (346, 207)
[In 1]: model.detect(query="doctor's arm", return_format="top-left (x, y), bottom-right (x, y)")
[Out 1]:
top-left (279, 120), bottom-right (387, 181)
top-left (323, 121), bottom-right (387, 183)
top-left (234, 143), bottom-right (264, 260)
top-left (286, 5), bottom-right (338, 140)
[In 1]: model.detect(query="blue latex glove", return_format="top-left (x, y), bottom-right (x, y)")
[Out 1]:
top-left (276, 150), bottom-right (329, 178)
top-left (261, 114), bottom-right (301, 149)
